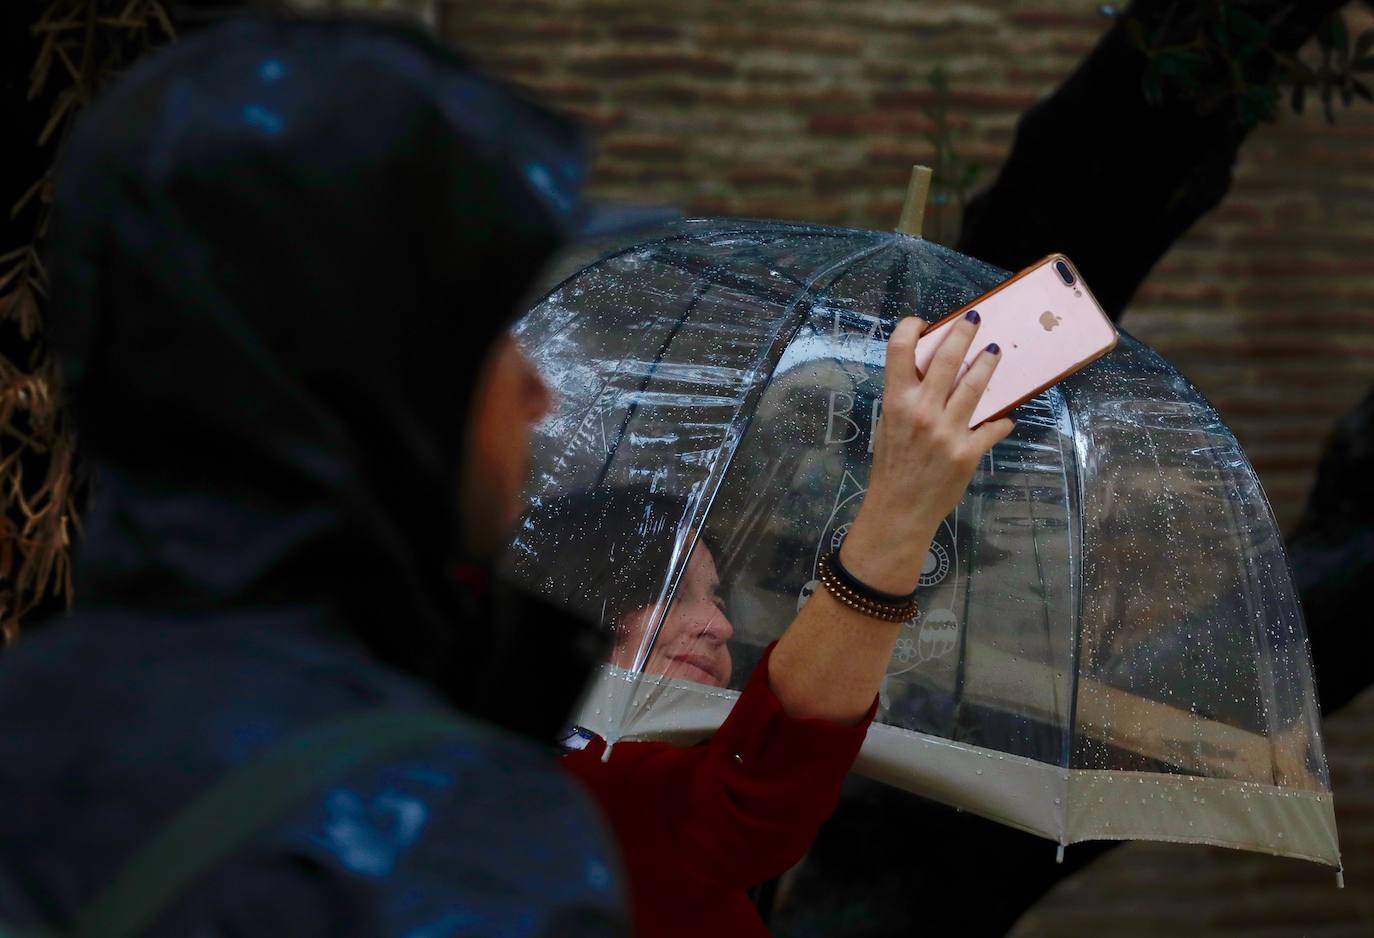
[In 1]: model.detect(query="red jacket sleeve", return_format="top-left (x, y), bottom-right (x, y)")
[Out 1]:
top-left (563, 642), bottom-right (876, 890)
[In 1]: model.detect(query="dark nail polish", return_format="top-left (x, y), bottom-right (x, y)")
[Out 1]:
top-left (965, 309), bottom-right (981, 324)
top-left (987, 343), bottom-right (1000, 354)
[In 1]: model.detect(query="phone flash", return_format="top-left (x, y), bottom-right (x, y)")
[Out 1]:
top-left (1074, 289), bottom-right (1082, 297)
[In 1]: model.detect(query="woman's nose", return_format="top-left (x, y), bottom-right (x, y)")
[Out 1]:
top-left (697, 606), bottom-right (734, 644)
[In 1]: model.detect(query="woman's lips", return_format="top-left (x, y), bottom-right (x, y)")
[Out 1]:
top-left (666, 652), bottom-right (723, 687)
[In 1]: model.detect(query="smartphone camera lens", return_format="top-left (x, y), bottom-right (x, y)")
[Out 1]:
top-left (1054, 260), bottom-right (1076, 286)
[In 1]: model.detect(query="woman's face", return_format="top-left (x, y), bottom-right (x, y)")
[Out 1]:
top-left (611, 544), bottom-right (734, 688)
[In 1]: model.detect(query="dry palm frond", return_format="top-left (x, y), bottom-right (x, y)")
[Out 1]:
top-left (0, 0), bottom-right (175, 642)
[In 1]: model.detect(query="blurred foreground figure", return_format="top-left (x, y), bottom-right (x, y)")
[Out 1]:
top-left (0, 16), bottom-right (627, 937)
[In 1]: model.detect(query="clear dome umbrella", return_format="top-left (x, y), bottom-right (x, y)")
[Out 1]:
top-left (503, 218), bottom-right (1340, 870)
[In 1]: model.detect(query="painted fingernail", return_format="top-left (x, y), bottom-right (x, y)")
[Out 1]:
top-left (987, 343), bottom-right (1000, 354)
top-left (965, 309), bottom-right (981, 324)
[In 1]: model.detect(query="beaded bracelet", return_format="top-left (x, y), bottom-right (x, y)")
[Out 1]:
top-left (817, 549), bottom-right (919, 623)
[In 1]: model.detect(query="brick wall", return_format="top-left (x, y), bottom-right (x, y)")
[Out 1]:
top-left (437, 0), bottom-right (1374, 535)
top-left (427, 0), bottom-right (1374, 932)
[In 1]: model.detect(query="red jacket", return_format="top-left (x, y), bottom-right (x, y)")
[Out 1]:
top-left (563, 644), bottom-right (876, 937)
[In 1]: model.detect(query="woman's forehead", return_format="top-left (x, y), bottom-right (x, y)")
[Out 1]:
top-left (682, 543), bottom-right (715, 579)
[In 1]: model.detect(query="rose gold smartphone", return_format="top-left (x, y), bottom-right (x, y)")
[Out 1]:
top-left (913, 254), bottom-right (1118, 428)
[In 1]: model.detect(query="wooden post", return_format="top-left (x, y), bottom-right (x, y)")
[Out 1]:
top-left (895, 164), bottom-right (933, 237)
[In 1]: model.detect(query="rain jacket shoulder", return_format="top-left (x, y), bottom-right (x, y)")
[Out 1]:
top-left (563, 643), bottom-right (875, 938)
top-left (0, 605), bottom-right (625, 938)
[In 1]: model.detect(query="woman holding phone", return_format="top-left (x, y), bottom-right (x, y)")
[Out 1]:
top-left (521, 309), bottom-right (1013, 937)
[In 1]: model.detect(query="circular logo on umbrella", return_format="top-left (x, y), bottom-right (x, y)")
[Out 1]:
top-left (801, 471), bottom-right (962, 676)
top-left (920, 539), bottom-right (950, 588)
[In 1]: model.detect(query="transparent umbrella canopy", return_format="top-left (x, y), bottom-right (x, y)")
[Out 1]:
top-left (503, 218), bottom-right (1339, 869)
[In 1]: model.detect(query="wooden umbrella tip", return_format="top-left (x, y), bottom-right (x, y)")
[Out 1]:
top-left (896, 165), bottom-right (933, 238)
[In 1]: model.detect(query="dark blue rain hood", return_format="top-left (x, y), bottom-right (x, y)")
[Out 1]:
top-left (42, 14), bottom-right (604, 735)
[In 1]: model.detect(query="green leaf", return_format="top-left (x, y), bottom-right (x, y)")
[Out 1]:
top-left (1355, 56), bottom-right (1374, 74)
top-left (1351, 78), bottom-right (1373, 102)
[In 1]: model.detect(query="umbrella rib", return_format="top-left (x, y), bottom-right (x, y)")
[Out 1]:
top-left (605, 237), bottom-right (890, 737)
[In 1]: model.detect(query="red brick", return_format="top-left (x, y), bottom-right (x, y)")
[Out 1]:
top-left (1208, 256), bottom-right (1374, 277)
top-left (813, 166), bottom-right (910, 195)
top-left (1209, 202), bottom-right (1270, 226)
top-left (807, 112), bottom-right (936, 136)
top-left (559, 104), bottom-right (627, 130)
top-left (484, 54), bottom-right (548, 76)
top-left (614, 81), bottom-right (702, 106)
top-left (744, 64), bottom-right (818, 83)
top-left (694, 87), bottom-right (865, 114)
top-left (1231, 287), bottom-right (1374, 310)
top-left (1272, 202), bottom-right (1316, 223)
top-left (567, 50), bottom-right (736, 79)
top-left (726, 166), bottom-right (809, 188)
top-left (871, 88), bottom-right (939, 108)
top-left (1133, 283), bottom-right (1228, 305)
top-left (699, 25), bottom-right (865, 55)
top-left (606, 23), bottom-right (683, 41)
top-left (1208, 394), bottom-right (1369, 416)
top-left (447, 0), bottom-right (566, 15)
top-left (731, 198), bottom-right (854, 225)
top-left (865, 142), bottom-right (939, 166)
top-left (592, 162), bottom-right (694, 185)
top-left (682, 196), bottom-right (739, 216)
top-left (1008, 9), bottom-right (1103, 29)
top-left (786, 90), bottom-right (868, 115)
top-left (1052, 36), bottom-right (1098, 55)
top-left (458, 18), bottom-right (592, 42)
top-left (861, 61), bottom-right (920, 84)
top-left (517, 79), bottom-right (601, 106)
top-left (874, 87), bottom-right (1043, 112)
top-left (1007, 65), bottom-right (1075, 85)
top-left (599, 133), bottom-right (685, 161)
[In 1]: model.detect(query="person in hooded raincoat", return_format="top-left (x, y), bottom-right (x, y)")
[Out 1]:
top-left (0, 16), bottom-right (628, 937)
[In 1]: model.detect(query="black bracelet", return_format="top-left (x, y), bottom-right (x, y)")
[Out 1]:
top-left (818, 552), bottom-right (918, 623)
top-left (829, 546), bottom-right (919, 604)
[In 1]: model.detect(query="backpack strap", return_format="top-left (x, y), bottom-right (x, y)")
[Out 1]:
top-left (5, 708), bottom-right (479, 938)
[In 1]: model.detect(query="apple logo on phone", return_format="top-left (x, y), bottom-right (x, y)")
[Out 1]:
top-left (1039, 310), bottom-right (1062, 332)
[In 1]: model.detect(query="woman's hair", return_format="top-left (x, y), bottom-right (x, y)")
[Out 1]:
top-left (506, 487), bottom-right (713, 638)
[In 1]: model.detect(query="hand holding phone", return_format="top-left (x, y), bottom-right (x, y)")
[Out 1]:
top-left (913, 255), bottom-right (1118, 428)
